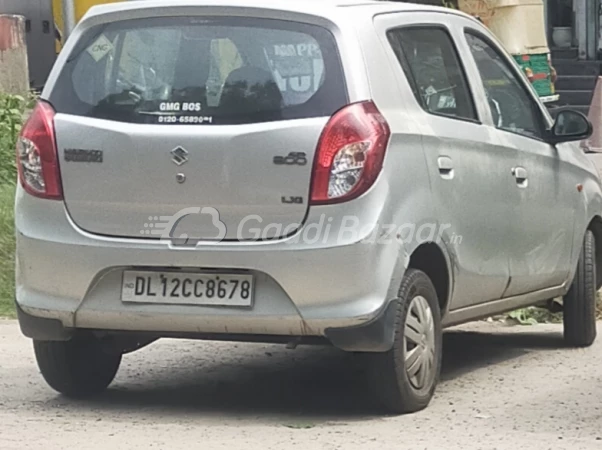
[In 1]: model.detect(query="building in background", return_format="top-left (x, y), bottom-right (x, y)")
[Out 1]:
top-left (0, 0), bottom-right (55, 89)
top-left (0, 0), bottom-right (122, 88)
top-left (543, 0), bottom-right (602, 113)
top-left (545, 0), bottom-right (599, 61)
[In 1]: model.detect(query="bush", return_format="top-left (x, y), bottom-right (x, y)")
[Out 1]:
top-left (0, 93), bottom-right (35, 185)
top-left (0, 92), bottom-right (33, 318)
top-left (0, 183), bottom-right (16, 317)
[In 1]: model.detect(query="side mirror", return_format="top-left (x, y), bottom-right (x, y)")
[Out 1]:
top-left (547, 109), bottom-right (593, 145)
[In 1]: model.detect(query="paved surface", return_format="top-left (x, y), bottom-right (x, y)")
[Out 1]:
top-left (2, 320), bottom-right (602, 450)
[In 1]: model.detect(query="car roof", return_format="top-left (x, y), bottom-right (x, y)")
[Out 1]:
top-left (85, 0), bottom-right (467, 22)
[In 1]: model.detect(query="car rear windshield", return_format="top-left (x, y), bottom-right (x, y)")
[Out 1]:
top-left (49, 17), bottom-right (347, 125)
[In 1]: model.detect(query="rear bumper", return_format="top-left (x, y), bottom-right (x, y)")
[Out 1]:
top-left (17, 298), bottom-right (400, 352)
top-left (16, 302), bottom-right (72, 341)
top-left (15, 184), bottom-right (403, 351)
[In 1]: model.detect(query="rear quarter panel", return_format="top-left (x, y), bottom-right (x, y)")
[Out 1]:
top-left (350, 9), bottom-right (451, 306)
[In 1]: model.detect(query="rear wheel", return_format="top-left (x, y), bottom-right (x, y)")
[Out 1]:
top-left (564, 230), bottom-right (597, 347)
top-left (368, 269), bottom-right (442, 414)
top-left (34, 334), bottom-right (122, 397)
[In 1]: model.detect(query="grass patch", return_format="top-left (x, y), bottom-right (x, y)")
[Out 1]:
top-left (0, 183), bottom-right (15, 318)
top-left (506, 306), bottom-right (563, 325)
top-left (506, 295), bottom-right (602, 325)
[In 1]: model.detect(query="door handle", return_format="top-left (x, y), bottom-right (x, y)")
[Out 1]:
top-left (437, 156), bottom-right (454, 179)
top-left (512, 166), bottom-right (528, 187)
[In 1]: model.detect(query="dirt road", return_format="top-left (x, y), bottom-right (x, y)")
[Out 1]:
top-left (1, 320), bottom-right (602, 450)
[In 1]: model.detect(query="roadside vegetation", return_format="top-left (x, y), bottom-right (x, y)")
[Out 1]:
top-left (509, 294), bottom-right (602, 325)
top-left (0, 183), bottom-right (15, 317)
top-left (0, 93), bottom-right (33, 318)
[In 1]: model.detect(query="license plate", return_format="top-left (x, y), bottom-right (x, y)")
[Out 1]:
top-left (121, 271), bottom-right (254, 306)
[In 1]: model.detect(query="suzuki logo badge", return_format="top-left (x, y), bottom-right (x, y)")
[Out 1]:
top-left (171, 146), bottom-right (189, 166)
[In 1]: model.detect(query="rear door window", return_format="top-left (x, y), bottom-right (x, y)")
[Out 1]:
top-left (50, 17), bottom-right (347, 125)
top-left (387, 27), bottom-right (477, 121)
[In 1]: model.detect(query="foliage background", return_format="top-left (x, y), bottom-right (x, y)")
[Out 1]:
top-left (0, 93), bottom-right (31, 317)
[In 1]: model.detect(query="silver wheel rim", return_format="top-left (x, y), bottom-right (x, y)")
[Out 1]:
top-left (403, 295), bottom-right (436, 390)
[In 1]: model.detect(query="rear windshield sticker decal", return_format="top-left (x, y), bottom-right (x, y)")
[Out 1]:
top-left (273, 57), bottom-right (313, 78)
top-left (158, 115), bottom-right (213, 124)
top-left (425, 85), bottom-right (437, 96)
top-left (87, 35), bottom-right (113, 62)
top-left (159, 102), bottom-right (203, 112)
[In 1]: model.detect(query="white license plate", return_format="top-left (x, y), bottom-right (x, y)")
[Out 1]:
top-left (121, 271), bottom-right (254, 306)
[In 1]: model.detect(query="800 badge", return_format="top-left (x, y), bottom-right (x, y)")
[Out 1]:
top-left (273, 152), bottom-right (308, 166)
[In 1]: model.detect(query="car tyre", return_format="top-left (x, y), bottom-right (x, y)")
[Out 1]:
top-left (564, 230), bottom-right (597, 347)
top-left (34, 334), bottom-right (122, 397)
top-left (368, 268), bottom-right (442, 414)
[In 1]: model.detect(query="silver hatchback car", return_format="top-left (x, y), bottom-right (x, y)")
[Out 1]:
top-left (15, 0), bottom-right (602, 413)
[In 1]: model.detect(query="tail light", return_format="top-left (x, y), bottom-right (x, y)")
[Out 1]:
top-left (16, 101), bottom-right (62, 200)
top-left (310, 101), bottom-right (390, 204)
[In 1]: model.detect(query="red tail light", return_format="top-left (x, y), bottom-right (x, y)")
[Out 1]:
top-left (16, 101), bottom-right (62, 200)
top-left (311, 101), bottom-right (390, 205)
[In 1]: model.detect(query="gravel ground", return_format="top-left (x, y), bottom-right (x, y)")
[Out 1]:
top-left (1, 320), bottom-right (602, 450)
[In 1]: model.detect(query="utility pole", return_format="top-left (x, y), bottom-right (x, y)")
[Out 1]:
top-left (61, 0), bottom-right (76, 40)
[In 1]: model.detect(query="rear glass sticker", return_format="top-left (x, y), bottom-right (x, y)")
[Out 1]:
top-left (159, 102), bottom-right (202, 112)
top-left (424, 85), bottom-right (437, 96)
top-left (267, 42), bottom-right (324, 98)
top-left (157, 115), bottom-right (213, 124)
top-left (437, 95), bottom-right (456, 109)
top-left (87, 34), bottom-right (113, 62)
top-left (273, 43), bottom-right (321, 58)
top-left (273, 57), bottom-right (313, 77)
